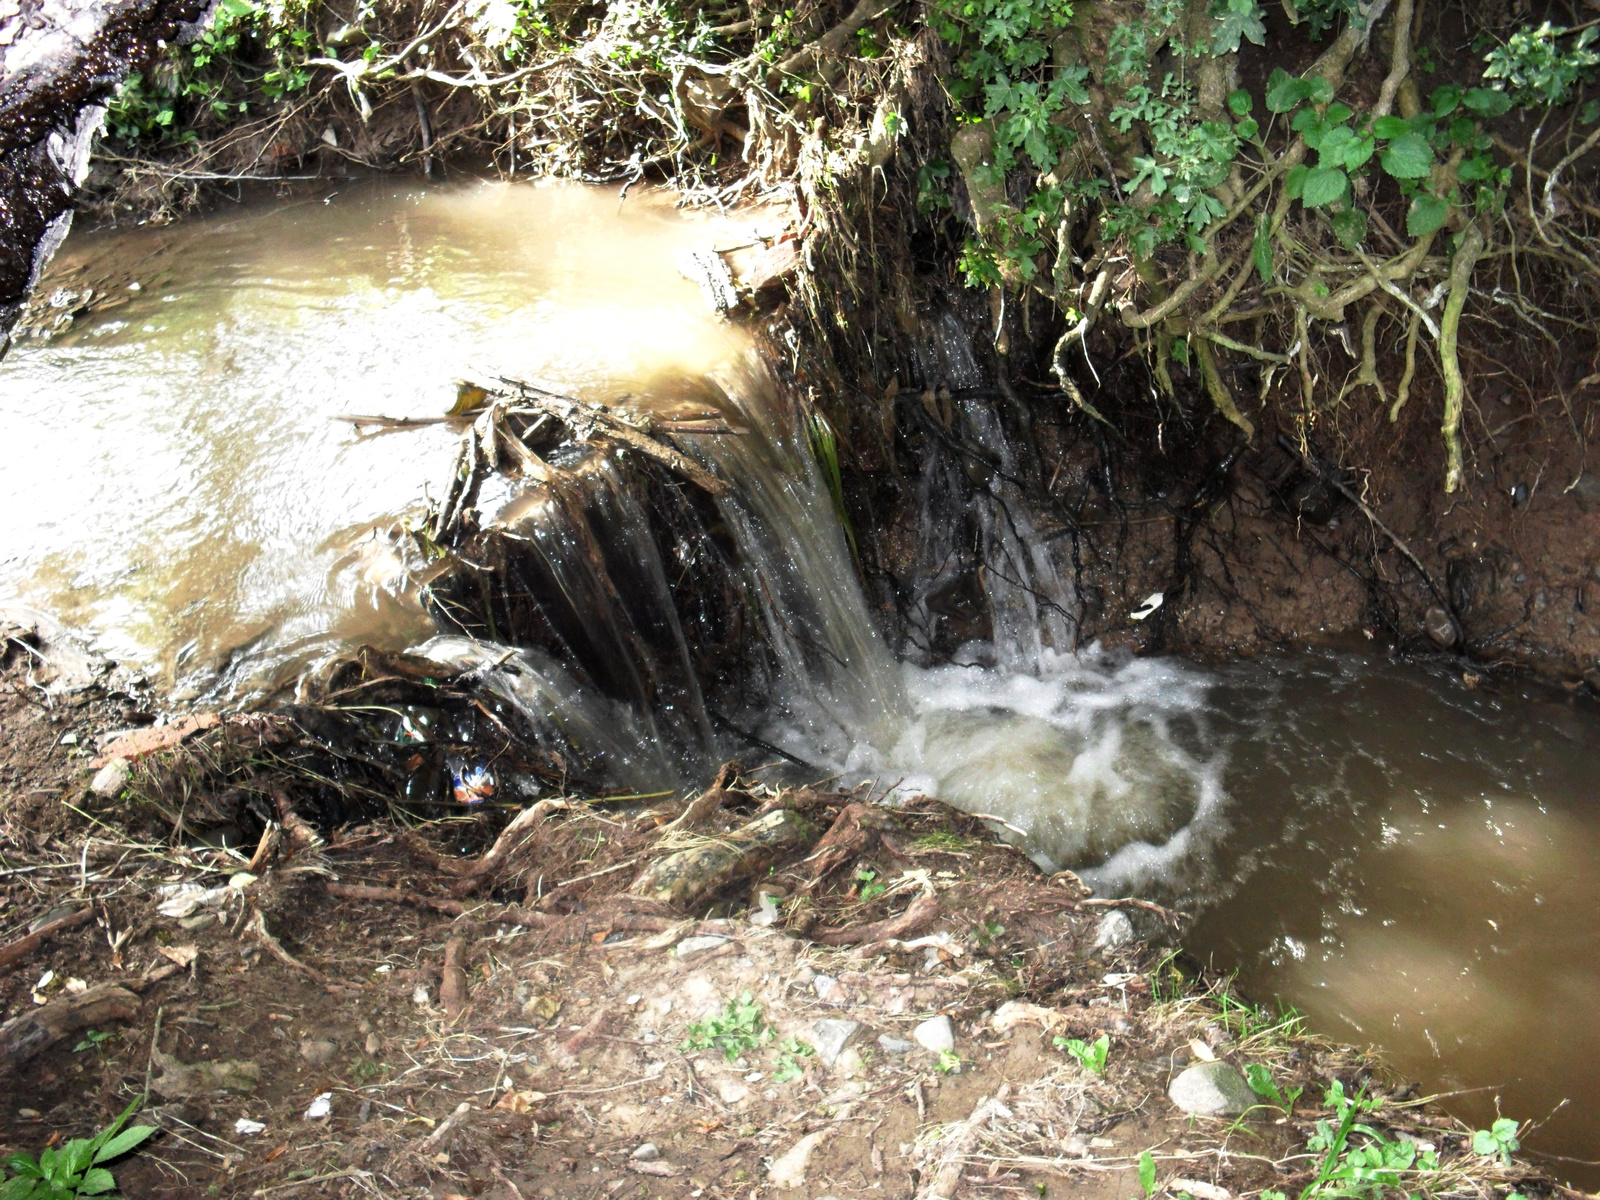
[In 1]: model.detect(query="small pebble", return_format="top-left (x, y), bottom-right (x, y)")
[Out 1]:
top-left (632, 1143), bottom-right (660, 1161)
top-left (913, 1015), bottom-right (955, 1054)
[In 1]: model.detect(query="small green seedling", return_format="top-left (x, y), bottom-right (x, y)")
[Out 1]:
top-left (1054, 1033), bottom-right (1110, 1075)
top-left (855, 868), bottom-right (887, 903)
top-left (1245, 1062), bottom-right (1305, 1118)
top-left (71, 1030), bottom-right (115, 1054)
top-left (772, 1036), bottom-right (814, 1083)
top-left (682, 992), bottom-right (773, 1060)
top-left (1472, 1118), bottom-right (1521, 1166)
top-left (935, 1049), bottom-right (962, 1074)
top-left (1137, 1149), bottom-right (1158, 1198)
top-left (0, 1098), bottom-right (156, 1199)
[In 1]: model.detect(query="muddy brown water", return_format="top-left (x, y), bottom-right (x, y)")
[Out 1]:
top-left (5, 180), bottom-right (1600, 1182)
top-left (0, 179), bottom-right (753, 695)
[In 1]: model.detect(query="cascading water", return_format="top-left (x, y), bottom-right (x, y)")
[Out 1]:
top-left (426, 341), bottom-right (1217, 880)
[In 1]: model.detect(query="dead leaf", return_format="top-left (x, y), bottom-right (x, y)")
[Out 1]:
top-left (1188, 1038), bottom-right (1216, 1063)
top-left (158, 945), bottom-right (199, 968)
top-left (493, 1090), bottom-right (547, 1113)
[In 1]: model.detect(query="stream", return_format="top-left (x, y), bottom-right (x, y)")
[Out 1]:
top-left (5, 179), bottom-right (1599, 1181)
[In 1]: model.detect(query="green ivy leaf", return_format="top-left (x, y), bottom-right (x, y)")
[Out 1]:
top-left (1284, 162), bottom-right (1309, 199)
top-left (1227, 88), bottom-right (1253, 116)
top-left (1406, 192), bottom-right (1450, 236)
top-left (1372, 115), bottom-right (1411, 139)
top-left (1210, 0), bottom-right (1265, 55)
top-left (1430, 84), bottom-right (1462, 115)
top-left (1381, 132), bottom-right (1435, 178)
top-left (1301, 165), bottom-right (1348, 208)
top-left (1331, 208), bottom-right (1368, 248)
top-left (1235, 116), bottom-right (1259, 138)
top-left (1461, 87), bottom-right (1513, 117)
top-left (1265, 67), bottom-right (1316, 113)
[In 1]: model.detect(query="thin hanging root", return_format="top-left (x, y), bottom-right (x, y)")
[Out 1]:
top-left (1439, 224), bottom-right (1486, 492)
top-left (1389, 309), bottom-right (1422, 422)
top-left (1194, 336), bottom-right (1255, 439)
top-left (1355, 303), bottom-right (1388, 408)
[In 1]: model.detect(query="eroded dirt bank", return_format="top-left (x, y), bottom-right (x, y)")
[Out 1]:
top-left (0, 637), bottom-right (1562, 1200)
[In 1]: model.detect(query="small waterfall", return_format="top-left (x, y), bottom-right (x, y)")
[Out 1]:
top-left (905, 311), bottom-right (1077, 673)
top-left (418, 341), bottom-right (1221, 882)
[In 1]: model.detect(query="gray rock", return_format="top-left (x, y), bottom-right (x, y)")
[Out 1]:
top-left (299, 1040), bottom-right (337, 1068)
top-left (813, 973), bottom-right (843, 1003)
top-left (676, 935), bottom-right (730, 958)
top-left (1167, 1061), bottom-right (1257, 1116)
top-left (811, 1018), bottom-right (861, 1068)
top-left (876, 1035), bottom-right (914, 1055)
top-left (913, 1014), bottom-right (955, 1054)
top-left (89, 758), bottom-right (130, 798)
top-left (1092, 910), bottom-right (1135, 950)
top-left (1424, 606), bottom-right (1457, 648)
top-left (631, 1143), bottom-right (660, 1161)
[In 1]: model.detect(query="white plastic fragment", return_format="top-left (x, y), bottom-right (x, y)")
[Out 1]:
top-left (304, 1092), bottom-right (333, 1120)
top-left (234, 1118), bottom-right (266, 1136)
top-left (1130, 592), bottom-right (1164, 621)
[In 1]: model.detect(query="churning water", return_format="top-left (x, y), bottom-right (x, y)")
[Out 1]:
top-left (7, 179), bottom-right (1600, 1180)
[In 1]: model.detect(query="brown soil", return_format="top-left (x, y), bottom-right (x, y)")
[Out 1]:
top-left (0, 638), bottom-right (1557, 1200)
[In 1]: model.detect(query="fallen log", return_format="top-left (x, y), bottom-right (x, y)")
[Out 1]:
top-left (630, 808), bottom-right (821, 912)
top-left (0, 982), bottom-right (141, 1066)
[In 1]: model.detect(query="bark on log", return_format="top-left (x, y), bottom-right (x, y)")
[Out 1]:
top-left (0, 982), bottom-right (140, 1065)
top-left (630, 809), bottom-right (821, 912)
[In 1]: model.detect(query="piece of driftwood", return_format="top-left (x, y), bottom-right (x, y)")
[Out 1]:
top-left (441, 936), bottom-right (469, 1021)
top-left (0, 905), bottom-right (93, 974)
top-left (451, 798), bottom-right (568, 896)
top-left (802, 802), bottom-right (898, 888)
top-left (630, 809), bottom-right (821, 911)
top-left (0, 982), bottom-right (141, 1065)
top-left (496, 381), bottom-right (730, 496)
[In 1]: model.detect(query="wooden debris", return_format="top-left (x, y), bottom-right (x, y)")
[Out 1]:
top-left (0, 905), bottom-right (93, 975)
top-left (451, 798), bottom-right (569, 896)
top-left (630, 808), bottom-right (821, 912)
top-left (0, 982), bottom-right (140, 1066)
top-left (812, 891), bottom-right (939, 947)
top-left (441, 936), bottom-right (469, 1021)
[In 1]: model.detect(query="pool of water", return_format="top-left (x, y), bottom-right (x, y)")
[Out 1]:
top-left (0, 178), bottom-right (755, 696)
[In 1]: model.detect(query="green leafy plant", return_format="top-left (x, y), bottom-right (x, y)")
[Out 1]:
top-left (682, 992), bottom-right (773, 1060)
top-left (1137, 1149), bottom-right (1158, 1198)
top-left (1244, 1062), bottom-right (1305, 1118)
top-left (772, 1036), bottom-right (814, 1082)
top-left (1484, 21), bottom-right (1600, 107)
top-left (71, 1031), bottom-right (115, 1054)
top-left (934, 1049), bottom-right (963, 1074)
top-left (1053, 1033), bottom-right (1109, 1074)
top-left (1, 1099), bottom-right (157, 1199)
top-left (854, 867), bottom-right (887, 903)
top-left (1471, 1118), bottom-right (1521, 1166)
top-left (1289, 1080), bottom-right (1436, 1200)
